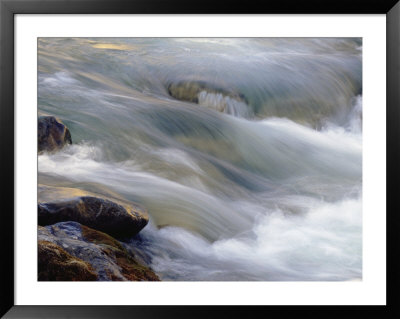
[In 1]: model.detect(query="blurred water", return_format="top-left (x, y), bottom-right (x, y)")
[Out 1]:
top-left (38, 38), bottom-right (362, 281)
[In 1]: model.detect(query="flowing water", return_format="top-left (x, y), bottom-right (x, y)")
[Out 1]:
top-left (38, 38), bottom-right (362, 281)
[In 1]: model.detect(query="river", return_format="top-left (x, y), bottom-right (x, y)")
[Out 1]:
top-left (38, 37), bottom-right (362, 281)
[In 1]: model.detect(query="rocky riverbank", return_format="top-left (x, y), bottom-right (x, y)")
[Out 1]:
top-left (37, 116), bottom-right (160, 281)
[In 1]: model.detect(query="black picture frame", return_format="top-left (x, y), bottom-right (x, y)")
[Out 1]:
top-left (1, 1), bottom-right (399, 318)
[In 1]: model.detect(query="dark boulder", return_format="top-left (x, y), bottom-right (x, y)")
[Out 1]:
top-left (38, 195), bottom-right (149, 239)
top-left (38, 116), bottom-right (72, 153)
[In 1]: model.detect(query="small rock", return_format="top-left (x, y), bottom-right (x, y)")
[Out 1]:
top-left (38, 116), bottom-right (72, 153)
top-left (167, 80), bottom-right (249, 116)
top-left (167, 80), bottom-right (247, 105)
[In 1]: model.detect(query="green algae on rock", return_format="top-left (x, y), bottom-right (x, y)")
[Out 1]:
top-left (38, 222), bottom-right (160, 281)
top-left (38, 116), bottom-right (72, 153)
top-left (38, 240), bottom-right (98, 281)
top-left (80, 225), bottom-right (159, 281)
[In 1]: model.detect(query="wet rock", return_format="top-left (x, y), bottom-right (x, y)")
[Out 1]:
top-left (81, 225), bottom-right (159, 281)
top-left (38, 222), bottom-right (160, 281)
top-left (38, 240), bottom-right (98, 281)
top-left (38, 184), bottom-right (149, 239)
top-left (38, 116), bottom-right (72, 153)
top-left (167, 80), bottom-right (249, 115)
top-left (38, 195), bottom-right (149, 239)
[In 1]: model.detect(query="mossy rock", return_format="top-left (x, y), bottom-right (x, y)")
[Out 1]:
top-left (38, 240), bottom-right (98, 281)
top-left (81, 225), bottom-right (160, 281)
top-left (38, 222), bottom-right (160, 281)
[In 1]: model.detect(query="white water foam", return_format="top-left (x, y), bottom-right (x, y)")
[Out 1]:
top-left (142, 195), bottom-right (362, 281)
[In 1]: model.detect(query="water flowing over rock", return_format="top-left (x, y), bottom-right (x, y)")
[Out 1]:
top-left (37, 38), bottom-right (363, 281)
top-left (38, 116), bottom-right (72, 153)
top-left (38, 223), bottom-right (160, 281)
top-left (167, 80), bottom-right (249, 116)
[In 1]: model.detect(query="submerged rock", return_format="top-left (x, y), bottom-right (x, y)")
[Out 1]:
top-left (167, 80), bottom-right (245, 103)
top-left (38, 222), bottom-right (160, 281)
top-left (38, 240), bottom-right (98, 281)
top-left (167, 80), bottom-right (249, 116)
top-left (38, 116), bottom-right (72, 153)
top-left (38, 195), bottom-right (149, 239)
